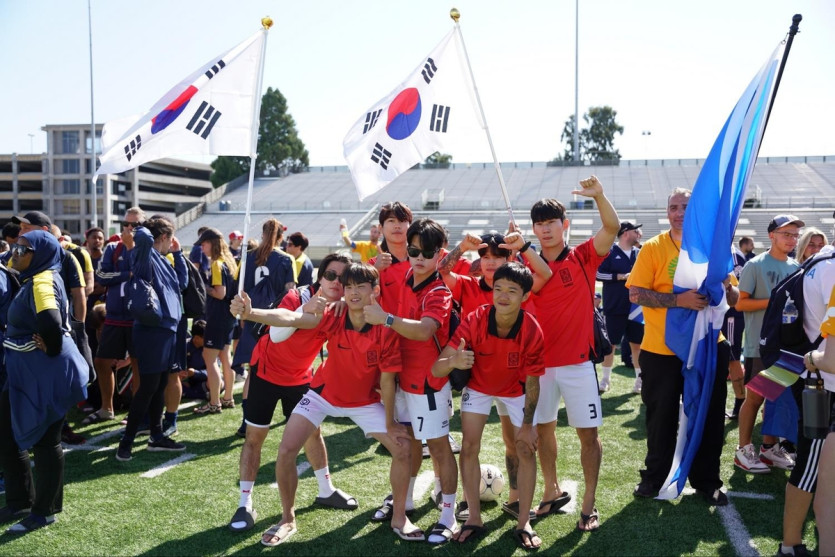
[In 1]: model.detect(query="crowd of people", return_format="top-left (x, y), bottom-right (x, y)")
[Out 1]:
top-left (0, 180), bottom-right (833, 555)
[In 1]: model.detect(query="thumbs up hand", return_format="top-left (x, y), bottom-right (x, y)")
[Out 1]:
top-left (451, 338), bottom-right (474, 369)
top-left (363, 292), bottom-right (388, 325)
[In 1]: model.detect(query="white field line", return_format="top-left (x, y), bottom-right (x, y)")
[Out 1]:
top-left (140, 453), bottom-right (197, 478)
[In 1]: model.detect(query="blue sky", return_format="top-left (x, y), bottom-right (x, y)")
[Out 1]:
top-left (1, 0), bottom-right (833, 166)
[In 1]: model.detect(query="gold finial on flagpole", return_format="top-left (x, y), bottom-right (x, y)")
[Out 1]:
top-left (261, 16), bottom-right (274, 30)
top-left (449, 8), bottom-right (460, 22)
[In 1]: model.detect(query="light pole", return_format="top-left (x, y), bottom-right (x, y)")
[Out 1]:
top-left (572, 0), bottom-right (579, 164)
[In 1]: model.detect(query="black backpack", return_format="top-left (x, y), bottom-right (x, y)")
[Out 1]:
top-left (182, 261), bottom-right (207, 319)
top-left (759, 251), bottom-right (835, 368)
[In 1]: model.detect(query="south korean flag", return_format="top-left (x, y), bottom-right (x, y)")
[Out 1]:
top-left (94, 29), bottom-right (265, 181)
top-left (343, 28), bottom-right (483, 201)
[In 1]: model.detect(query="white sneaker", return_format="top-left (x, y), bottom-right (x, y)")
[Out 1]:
top-left (632, 376), bottom-right (642, 394)
top-left (734, 444), bottom-right (770, 474)
top-left (760, 444), bottom-right (795, 470)
top-left (598, 376), bottom-right (611, 393)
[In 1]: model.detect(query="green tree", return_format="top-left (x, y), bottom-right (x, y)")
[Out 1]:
top-left (554, 105), bottom-right (623, 164)
top-left (210, 87), bottom-right (310, 186)
top-left (423, 152), bottom-right (453, 168)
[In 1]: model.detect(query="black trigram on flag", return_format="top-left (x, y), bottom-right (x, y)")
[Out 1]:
top-left (187, 101), bottom-right (222, 139)
top-left (363, 109), bottom-right (382, 134)
top-left (371, 142), bottom-right (392, 170)
top-left (422, 57), bottom-right (437, 84)
top-left (204, 59), bottom-right (226, 79)
top-left (123, 135), bottom-right (141, 162)
top-left (430, 104), bottom-right (450, 133)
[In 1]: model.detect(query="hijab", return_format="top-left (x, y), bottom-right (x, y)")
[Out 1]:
top-left (18, 230), bottom-right (63, 282)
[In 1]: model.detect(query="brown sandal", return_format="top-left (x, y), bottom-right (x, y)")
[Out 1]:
top-left (220, 398), bottom-right (235, 409)
top-left (194, 402), bottom-right (222, 414)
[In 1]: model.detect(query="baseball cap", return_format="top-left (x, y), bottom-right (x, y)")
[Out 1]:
top-left (767, 215), bottom-right (805, 233)
top-left (194, 227), bottom-right (223, 245)
top-left (12, 211), bottom-right (52, 228)
top-left (617, 221), bottom-right (642, 237)
top-left (229, 230), bottom-right (243, 240)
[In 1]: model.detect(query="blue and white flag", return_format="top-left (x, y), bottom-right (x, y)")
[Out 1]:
top-left (657, 42), bottom-right (785, 500)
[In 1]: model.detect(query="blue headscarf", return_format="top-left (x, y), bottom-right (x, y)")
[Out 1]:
top-left (18, 230), bottom-right (62, 282)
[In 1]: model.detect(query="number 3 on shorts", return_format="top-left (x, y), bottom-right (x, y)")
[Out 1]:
top-left (588, 403), bottom-right (598, 420)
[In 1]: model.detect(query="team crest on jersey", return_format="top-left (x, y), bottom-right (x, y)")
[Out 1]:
top-left (559, 268), bottom-right (573, 286)
top-left (366, 350), bottom-right (379, 365)
top-left (507, 352), bottom-right (520, 368)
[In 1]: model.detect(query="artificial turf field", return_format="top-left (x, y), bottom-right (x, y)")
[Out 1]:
top-left (0, 363), bottom-right (819, 556)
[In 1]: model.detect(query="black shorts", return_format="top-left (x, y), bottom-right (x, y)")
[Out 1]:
top-left (96, 323), bottom-right (134, 360)
top-left (722, 311), bottom-right (744, 361)
top-left (743, 357), bottom-right (765, 385)
top-left (604, 314), bottom-right (644, 346)
top-left (244, 366), bottom-right (310, 427)
top-left (203, 317), bottom-right (235, 349)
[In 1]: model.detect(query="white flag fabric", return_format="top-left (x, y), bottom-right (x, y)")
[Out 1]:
top-left (343, 28), bottom-right (482, 201)
top-left (94, 30), bottom-right (264, 180)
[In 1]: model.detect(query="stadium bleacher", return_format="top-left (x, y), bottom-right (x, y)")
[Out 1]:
top-left (177, 156), bottom-right (835, 261)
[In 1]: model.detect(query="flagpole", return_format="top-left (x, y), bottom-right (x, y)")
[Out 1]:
top-left (764, 14), bottom-right (802, 129)
top-left (236, 17), bottom-right (272, 304)
top-left (449, 8), bottom-right (516, 228)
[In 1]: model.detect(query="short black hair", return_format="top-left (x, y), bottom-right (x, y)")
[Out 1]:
top-left (288, 232), bottom-right (309, 251)
top-left (530, 198), bottom-right (567, 224)
top-left (85, 226), bottom-right (104, 238)
top-left (493, 262), bottom-right (534, 294)
top-left (315, 253), bottom-right (352, 287)
top-left (340, 262), bottom-right (379, 287)
top-left (191, 319), bottom-right (207, 338)
top-left (477, 232), bottom-right (511, 259)
top-left (406, 218), bottom-right (446, 253)
top-left (2, 222), bottom-right (20, 240)
top-left (378, 201), bottom-right (413, 226)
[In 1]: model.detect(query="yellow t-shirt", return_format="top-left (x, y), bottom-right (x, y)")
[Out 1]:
top-left (627, 231), bottom-right (734, 356)
top-left (352, 241), bottom-right (380, 263)
top-left (626, 231), bottom-right (680, 355)
top-left (819, 285), bottom-right (835, 337)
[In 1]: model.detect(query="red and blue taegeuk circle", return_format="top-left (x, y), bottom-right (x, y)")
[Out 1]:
top-left (151, 86), bottom-right (198, 134)
top-left (386, 88), bottom-right (421, 140)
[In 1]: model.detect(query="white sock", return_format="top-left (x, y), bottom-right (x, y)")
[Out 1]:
top-left (433, 477), bottom-right (442, 498)
top-left (635, 367), bottom-right (642, 380)
top-left (406, 476), bottom-right (417, 509)
top-left (601, 366), bottom-right (612, 380)
top-left (239, 481), bottom-right (254, 510)
top-left (314, 467), bottom-right (335, 498)
top-left (439, 493), bottom-right (457, 528)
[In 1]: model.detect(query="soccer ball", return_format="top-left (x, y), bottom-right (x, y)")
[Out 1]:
top-left (479, 464), bottom-right (505, 502)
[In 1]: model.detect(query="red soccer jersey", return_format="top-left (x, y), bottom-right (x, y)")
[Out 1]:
top-left (451, 274), bottom-right (537, 318)
top-left (397, 271), bottom-right (452, 394)
top-left (369, 255), bottom-right (411, 314)
top-left (528, 238), bottom-right (605, 367)
top-left (449, 305), bottom-right (545, 397)
top-left (310, 309), bottom-right (401, 407)
top-left (250, 287), bottom-right (328, 386)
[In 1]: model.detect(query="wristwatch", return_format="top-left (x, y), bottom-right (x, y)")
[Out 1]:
top-left (384, 313), bottom-right (395, 328)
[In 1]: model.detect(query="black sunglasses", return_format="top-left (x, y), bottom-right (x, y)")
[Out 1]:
top-left (407, 246), bottom-right (439, 259)
top-left (121, 220), bottom-right (141, 228)
top-left (11, 244), bottom-right (34, 257)
top-left (321, 270), bottom-right (343, 282)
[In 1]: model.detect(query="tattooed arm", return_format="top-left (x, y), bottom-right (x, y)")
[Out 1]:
top-left (516, 375), bottom-right (540, 453)
top-left (629, 285), bottom-right (708, 311)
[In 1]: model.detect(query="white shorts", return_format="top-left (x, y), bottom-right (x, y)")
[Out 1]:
top-left (398, 383), bottom-right (453, 440)
top-left (533, 362), bottom-right (602, 428)
top-left (291, 390), bottom-right (386, 437)
top-left (461, 387), bottom-right (526, 428)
